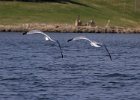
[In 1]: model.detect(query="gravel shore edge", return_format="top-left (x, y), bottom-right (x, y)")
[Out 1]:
top-left (0, 23), bottom-right (140, 33)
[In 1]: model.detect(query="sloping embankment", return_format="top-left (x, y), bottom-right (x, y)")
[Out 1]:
top-left (0, 23), bottom-right (139, 33)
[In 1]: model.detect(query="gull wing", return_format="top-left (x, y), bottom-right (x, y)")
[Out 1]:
top-left (73, 36), bottom-right (92, 42)
top-left (67, 36), bottom-right (92, 43)
top-left (103, 44), bottom-right (112, 61)
top-left (23, 30), bottom-right (55, 42)
top-left (56, 40), bottom-right (64, 58)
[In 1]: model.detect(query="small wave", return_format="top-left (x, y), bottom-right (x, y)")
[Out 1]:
top-left (1, 77), bottom-right (22, 81)
top-left (102, 73), bottom-right (131, 78)
top-left (78, 81), bottom-right (101, 87)
top-left (63, 48), bottom-right (81, 52)
top-left (7, 56), bottom-right (29, 61)
top-left (0, 52), bottom-right (9, 55)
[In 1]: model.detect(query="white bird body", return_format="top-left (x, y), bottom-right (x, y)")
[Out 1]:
top-left (90, 42), bottom-right (101, 47)
top-left (67, 36), bottom-right (112, 60)
top-left (45, 37), bottom-right (49, 41)
top-left (23, 30), bottom-right (63, 58)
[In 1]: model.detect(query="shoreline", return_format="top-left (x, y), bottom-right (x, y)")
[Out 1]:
top-left (0, 23), bottom-right (140, 33)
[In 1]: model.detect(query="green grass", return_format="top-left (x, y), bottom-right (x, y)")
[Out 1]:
top-left (0, 0), bottom-right (139, 27)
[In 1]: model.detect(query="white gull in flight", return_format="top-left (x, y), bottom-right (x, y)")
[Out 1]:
top-left (67, 36), bottom-right (112, 60)
top-left (23, 30), bottom-right (63, 58)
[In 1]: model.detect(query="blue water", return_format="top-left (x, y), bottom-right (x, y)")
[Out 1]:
top-left (0, 32), bottom-right (140, 100)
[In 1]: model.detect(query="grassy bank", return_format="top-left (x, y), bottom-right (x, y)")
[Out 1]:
top-left (0, 0), bottom-right (140, 27)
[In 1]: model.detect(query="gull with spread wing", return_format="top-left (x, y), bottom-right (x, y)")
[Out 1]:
top-left (23, 30), bottom-right (63, 58)
top-left (67, 36), bottom-right (112, 60)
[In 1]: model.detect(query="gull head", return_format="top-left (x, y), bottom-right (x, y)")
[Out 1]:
top-left (22, 32), bottom-right (27, 35)
top-left (67, 38), bottom-right (73, 42)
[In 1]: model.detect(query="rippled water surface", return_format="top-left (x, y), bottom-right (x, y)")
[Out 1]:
top-left (0, 32), bottom-right (140, 100)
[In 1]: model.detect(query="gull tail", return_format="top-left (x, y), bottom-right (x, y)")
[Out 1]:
top-left (56, 40), bottom-right (64, 58)
top-left (103, 44), bottom-right (112, 61)
top-left (67, 38), bottom-right (73, 42)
